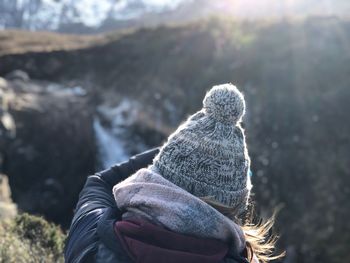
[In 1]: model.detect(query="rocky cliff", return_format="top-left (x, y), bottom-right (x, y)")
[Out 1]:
top-left (0, 72), bottom-right (96, 226)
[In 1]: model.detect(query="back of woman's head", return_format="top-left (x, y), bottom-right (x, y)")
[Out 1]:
top-left (149, 83), bottom-right (284, 262)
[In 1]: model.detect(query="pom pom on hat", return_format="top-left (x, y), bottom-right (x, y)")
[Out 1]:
top-left (203, 83), bottom-right (246, 124)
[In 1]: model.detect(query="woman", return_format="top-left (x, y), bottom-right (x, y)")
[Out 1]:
top-left (65, 84), bottom-right (281, 263)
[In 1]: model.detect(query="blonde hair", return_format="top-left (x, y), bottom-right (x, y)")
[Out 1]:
top-left (200, 197), bottom-right (285, 263)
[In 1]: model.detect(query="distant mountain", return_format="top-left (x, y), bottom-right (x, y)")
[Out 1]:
top-left (0, 0), bottom-right (349, 34)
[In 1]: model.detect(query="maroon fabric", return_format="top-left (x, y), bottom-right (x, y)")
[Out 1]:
top-left (114, 219), bottom-right (229, 263)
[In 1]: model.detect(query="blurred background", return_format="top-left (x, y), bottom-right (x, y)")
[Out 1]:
top-left (0, 0), bottom-right (349, 262)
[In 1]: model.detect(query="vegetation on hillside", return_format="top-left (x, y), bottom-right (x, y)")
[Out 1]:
top-left (0, 214), bottom-right (65, 263)
top-left (0, 30), bottom-right (107, 56)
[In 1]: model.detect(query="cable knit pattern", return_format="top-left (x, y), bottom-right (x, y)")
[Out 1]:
top-left (150, 84), bottom-right (252, 213)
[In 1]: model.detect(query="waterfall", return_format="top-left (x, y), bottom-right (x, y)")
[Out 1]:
top-left (93, 117), bottom-right (128, 169)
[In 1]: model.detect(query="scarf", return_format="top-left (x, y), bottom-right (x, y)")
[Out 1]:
top-left (112, 168), bottom-right (246, 252)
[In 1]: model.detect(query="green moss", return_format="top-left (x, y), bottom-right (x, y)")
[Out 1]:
top-left (0, 213), bottom-right (66, 263)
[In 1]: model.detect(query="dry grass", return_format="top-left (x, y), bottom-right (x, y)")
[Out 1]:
top-left (0, 30), bottom-right (107, 56)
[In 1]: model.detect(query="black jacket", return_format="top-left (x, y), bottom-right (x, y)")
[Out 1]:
top-left (65, 148), bottom-right (160, 263)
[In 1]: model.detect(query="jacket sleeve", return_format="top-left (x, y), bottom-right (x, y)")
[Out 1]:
top-left (64, 148), bottom-right (159, 263)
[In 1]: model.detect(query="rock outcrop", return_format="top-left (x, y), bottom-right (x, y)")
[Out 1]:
top-left (0, 72), bottom-right (96, 226)
top-left (0, 173), bottom-right (17, 219)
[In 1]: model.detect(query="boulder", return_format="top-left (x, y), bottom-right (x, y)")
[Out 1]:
top-left (0, 77), bottom-right (8, 89)
top-left (0, 174), bottom-right (17, 219)
top-left (5, 70), bottom-right (30, 82)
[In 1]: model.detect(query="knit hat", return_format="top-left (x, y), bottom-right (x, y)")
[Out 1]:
top-left (150, 83), bottom-right (252, 214)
